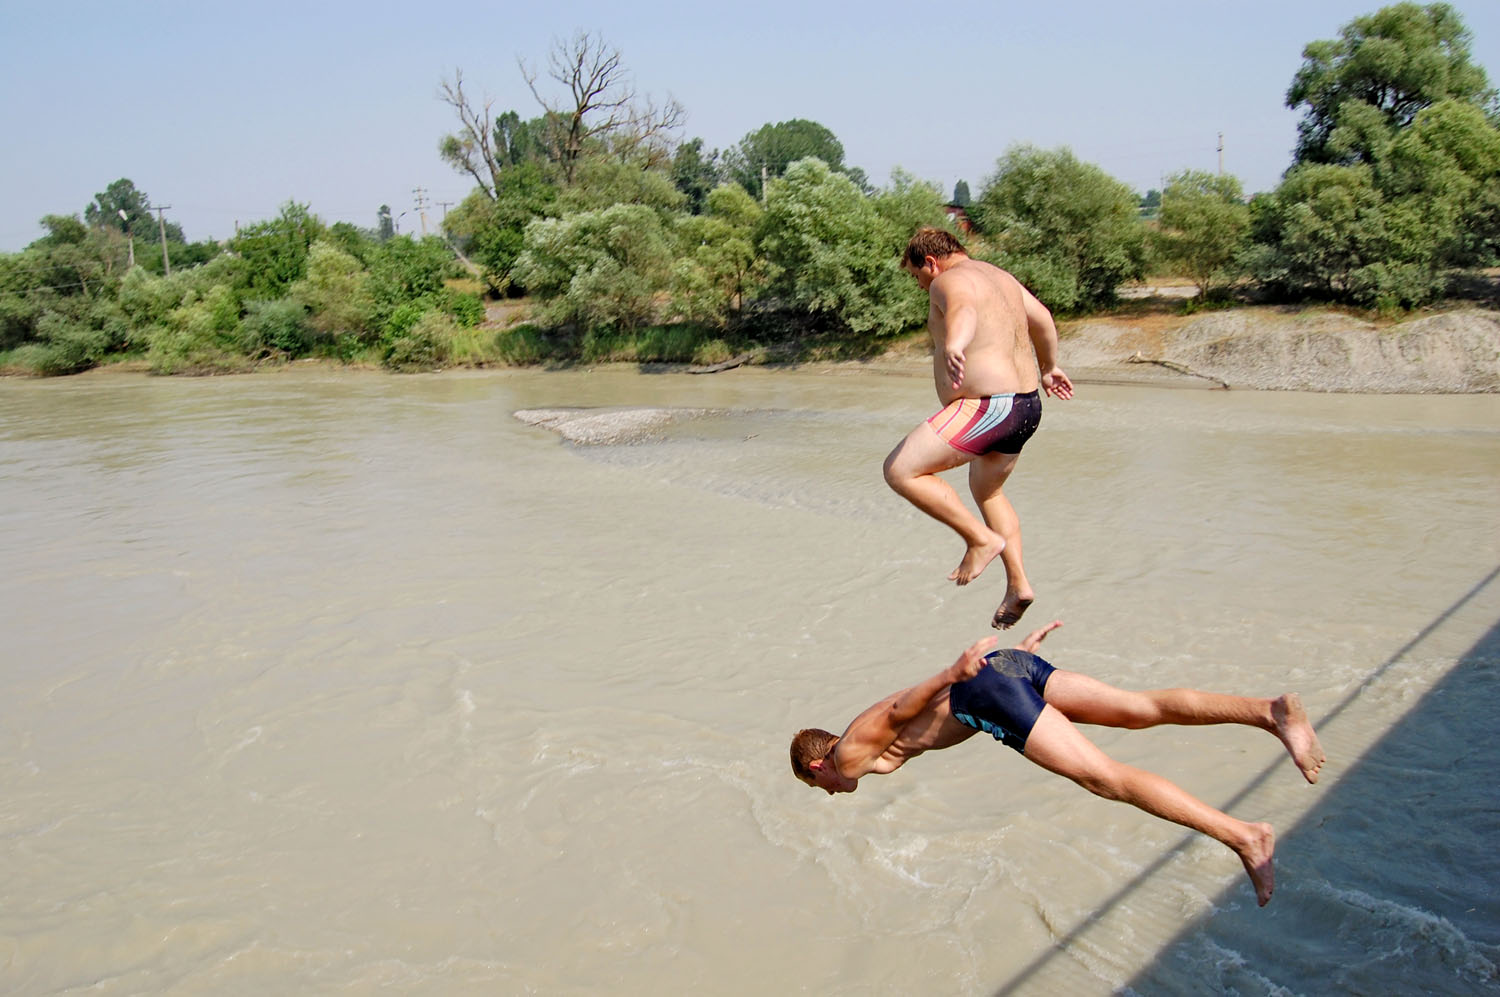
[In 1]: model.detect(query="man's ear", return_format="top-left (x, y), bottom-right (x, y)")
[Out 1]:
top-left (807, 757), bottom-right (825, 772)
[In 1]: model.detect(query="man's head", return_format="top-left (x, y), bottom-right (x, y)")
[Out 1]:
top-left (902, 227), bottom-right (968, 290)
top-left (789, 728), bottom-right (857, 795)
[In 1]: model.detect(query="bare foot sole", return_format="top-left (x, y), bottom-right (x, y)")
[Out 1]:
top-left (1272, 693), bottom-right (1326, 785)
top-left (1237, 821), bottom-right (1276, 907)
top-left (949, 536), bottom-right (1005, 586)
top-left (990, 592), bottom-right (1034, 630)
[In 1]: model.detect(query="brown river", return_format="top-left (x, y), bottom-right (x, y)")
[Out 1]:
top-left (2, 366), bottom-right (1497, 994)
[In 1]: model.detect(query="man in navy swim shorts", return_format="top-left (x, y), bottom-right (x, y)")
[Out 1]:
top-left (789, 621), bottom-right (1327, 908)
top-left (885, 228), bottom-right (1074, 630)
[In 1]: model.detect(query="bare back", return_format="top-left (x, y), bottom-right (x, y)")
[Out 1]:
top-left (849, 686), bottom-right (977, 775)
top-left (927, 258), bottom-right (1039, 404)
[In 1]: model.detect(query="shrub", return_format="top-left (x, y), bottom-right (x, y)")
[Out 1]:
top-left (240, 298), bottom-right (311, 356)
top-left (382, 309), bottom-right (454, 372)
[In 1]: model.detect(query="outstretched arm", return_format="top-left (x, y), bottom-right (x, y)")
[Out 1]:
top-left (1021, 286), bottom-right (1073, 400)
top-left (833, 636), bottom-right (998, 778)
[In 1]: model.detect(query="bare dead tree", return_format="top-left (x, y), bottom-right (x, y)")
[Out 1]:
top-left (519, 30), bottom-right (684, 183)
top-left (438, 70), bottom-right (503, 200)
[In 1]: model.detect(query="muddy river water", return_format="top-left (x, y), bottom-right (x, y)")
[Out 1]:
top-left (2, 367), bottom-right (1497, 994)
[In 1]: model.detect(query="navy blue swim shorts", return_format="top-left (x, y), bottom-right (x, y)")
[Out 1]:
top-left (948, 648), bottom-right (1055, 753)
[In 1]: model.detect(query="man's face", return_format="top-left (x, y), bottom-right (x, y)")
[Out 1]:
top-left (905, 256), bottom-right (938, 292)
top-left (800, 756), bottom-right (858, 795)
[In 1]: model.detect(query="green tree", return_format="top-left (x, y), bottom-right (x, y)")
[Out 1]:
top-left (952, 180), bottom-right (971, 207)
top-left (872, 169), bottom-right (952, 243)
top-left (444, 161), bottom-right (559, 293)
top-left (1243, 164), bottom-right (1397, 301)
top-left (667, 184), bottom-right (763, 325)
top-left (1287, 3), bottom-right (1498, 167)
top-left (756, 158), bottom-right (922, 336)
top-left (1153, 170), bottom-right (1250, 297)
top-left (672, 138), bottom-right (722, 214)
top-left (725, 120), bottom-right (863, 201)
top-left (513, 202), bottom-right (674, 330)
top-left (971, 145), bottom-right (1147, 311)
top-left (229, 202), bottom-right (326, 296)
top-left (84, 179), bottom-right (184, 243)
top-left (289, 240), bottom-right (378, 347)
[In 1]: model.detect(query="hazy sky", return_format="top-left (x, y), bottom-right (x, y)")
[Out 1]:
top-left (3, 0), bottom-right (1498, 250)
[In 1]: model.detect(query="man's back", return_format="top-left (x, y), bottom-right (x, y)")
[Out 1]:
top-left (928, 258), bottom-right (1039, 403)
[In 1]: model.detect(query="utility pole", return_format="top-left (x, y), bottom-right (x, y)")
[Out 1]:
top-left (155, 205), bottom-right (173, 276)
top-left (413, 186), bottom-right (429, 236)
top-left (118, 209), bottom-right (134, 268)
top-left (1217, 132), bottom-right (1224, 175)
top-left (436, 200), bottom-right (453, 225)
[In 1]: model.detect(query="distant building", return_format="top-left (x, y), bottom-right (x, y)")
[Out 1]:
top-left (944, 204), bottom-right (974, 234)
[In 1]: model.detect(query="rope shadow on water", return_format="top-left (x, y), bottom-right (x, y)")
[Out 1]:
top-left (992, 564), bottom-right (1500, 996)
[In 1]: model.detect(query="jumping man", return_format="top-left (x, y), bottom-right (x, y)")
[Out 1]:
top-left (789, 621), bottom-right (1326, 907)
top-left (887, 227), bottom-right (1073, 629)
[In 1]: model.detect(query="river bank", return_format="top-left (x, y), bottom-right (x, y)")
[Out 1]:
top-left (825, 303), bottom-right (1500, 393)
top-left (29, 301), bottom-right (1500, 394)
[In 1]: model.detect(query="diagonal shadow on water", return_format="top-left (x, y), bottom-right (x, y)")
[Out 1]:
top-left (991, 565), bottom-right (1500, 996)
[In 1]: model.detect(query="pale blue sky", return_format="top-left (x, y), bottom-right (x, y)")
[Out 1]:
top-left (3, 0), bottom-right (1497, 250)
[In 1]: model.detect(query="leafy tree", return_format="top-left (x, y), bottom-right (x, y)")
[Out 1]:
top-left (952, 180), bottom-right (971, 207)
top-left (672, 138), bottom-right (722, 214)
top-left (229, 201), bottom-right (326, 296)
top-left (1287, 3), bottom-right (1498, 167)
top-left (756, 158), bottom-right (922, 336)
top-left (444, 161), bottom-right (558, 293)
top-left (1379, 98), bottom-right (1500, 265)
top-left (1153, 170), bottom-right (1250, 297)
top-left (289, 240), bottom-right (378, 347)
top-left (513, 202), bottom-right (674, 330)
top-left (668, 184), bottom-right (763, 325)
top-left (872, 168), bottom-right (952, 243)
top-left (84, 179), bottom-right (184, 243)
top-left (557, 154), bottom-right (685, 216)
top-left (725, 120), bottom-right (862, 201)
top-left (365, 235), bottom-right (460, 324)
top-left (971, 145), bottom-right (1147, 311)
top-left (1242, 164), bottom-right (1397, 301)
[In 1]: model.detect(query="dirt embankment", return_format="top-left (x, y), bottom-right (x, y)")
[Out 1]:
top-left (1059, 306), bottom-right (1500, 393)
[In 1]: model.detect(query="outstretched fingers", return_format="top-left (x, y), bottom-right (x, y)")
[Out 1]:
top-left (952, 636), bottom-right (999, 681)
top-left (1016, 620), bottom-right (1063, 653)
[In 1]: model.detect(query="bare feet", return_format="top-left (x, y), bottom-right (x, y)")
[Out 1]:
top-left (1272, 694), bottom-right (1326, 784)
top-left (990, 590), bottom-right (1035, 630)
top-left (1235, 821), bottom-right (1276, 907)
top-left (948, 534), bottom-right (1005, 586)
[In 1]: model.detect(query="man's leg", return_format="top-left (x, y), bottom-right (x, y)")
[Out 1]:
top-left (1021, 705), bottom-right (1278, 906)
top-left (1042, 671), bottom-right (1326, 784)
top-left (883, 423), bottom-right (1004, 585)
top-left (967, 452), bottom-right (1033, 629)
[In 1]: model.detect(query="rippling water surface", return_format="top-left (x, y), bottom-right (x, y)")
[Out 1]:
top-left (1, 367), bottom-right (1497, 994)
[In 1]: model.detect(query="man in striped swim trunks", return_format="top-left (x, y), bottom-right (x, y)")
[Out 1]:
top-left (885, 228), bottom-right (1074, 629)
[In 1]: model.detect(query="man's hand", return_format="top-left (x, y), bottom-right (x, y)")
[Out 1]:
top-left (946, 346), bottom-right (966, 391)
top-left (1016, 620), bottom-right (1063, 653)
top-left (949, 636), bottom-right (998, 683)
top-left (1042, 367), bottom-right (1074, 400)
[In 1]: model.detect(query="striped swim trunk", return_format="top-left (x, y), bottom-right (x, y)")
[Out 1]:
top-left (926, 390), bottom-right (1042, 456)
